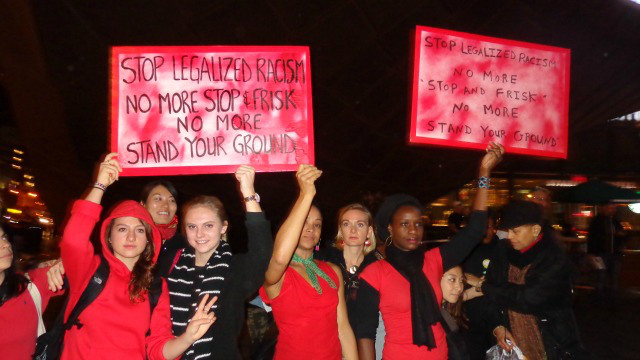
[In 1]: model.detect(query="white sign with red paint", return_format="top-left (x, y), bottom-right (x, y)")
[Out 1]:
top-left (111, 46), bottom-right (314, 176)
top-left (410, 26), bottom-right (570, 158)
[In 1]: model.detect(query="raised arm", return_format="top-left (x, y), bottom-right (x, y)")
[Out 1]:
top-left (233, 165), bottom-right (274, 297)
top-left (60, 153), bottom-right (122, 292)
top-left (440, 143), bottom-right (504, 270)
top-left (85, 152), bottom-right (122, 205)
top-left (263, 165), bottom-right (322, 296)
top-left (236, 165), bottom-right (261, 213)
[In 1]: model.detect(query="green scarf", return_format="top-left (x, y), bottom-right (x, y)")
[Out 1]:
top-left (292, 253), bottom-right (337, 294)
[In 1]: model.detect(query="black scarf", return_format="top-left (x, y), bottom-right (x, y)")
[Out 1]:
top-left (507, 231), bottom-right (550, 268)
top-left (385, 245), bottom-right (441, 349)
top-left (167, 242), bottom-right (232, 360)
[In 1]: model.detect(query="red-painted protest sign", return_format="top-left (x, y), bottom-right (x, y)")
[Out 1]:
top-left (110, 46), bottom-right (313, 176)
top-left (410, 26), bottom-right (570, 158)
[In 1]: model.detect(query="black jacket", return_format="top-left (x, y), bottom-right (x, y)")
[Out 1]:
top-left (481, 231), bottom-right (592, 359)
top-left (587, 214), bottom-right (625, 255)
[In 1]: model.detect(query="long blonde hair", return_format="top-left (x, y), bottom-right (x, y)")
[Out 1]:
top-left (334, 203), bottom-right (377, 254)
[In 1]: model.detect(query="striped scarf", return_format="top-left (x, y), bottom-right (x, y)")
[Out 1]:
top-left (291, 253), bottom-right (336, 294)
top-left (167, 242), bottom-right (232, 360)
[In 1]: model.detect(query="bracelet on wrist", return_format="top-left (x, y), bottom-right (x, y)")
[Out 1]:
top-left (93, 182), bottom-right (107, 191)
top-left (478, 176), bottom-right (490, 189)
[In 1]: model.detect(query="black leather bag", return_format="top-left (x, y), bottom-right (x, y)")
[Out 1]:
top-left (33, 256), bottom-right (109, 360)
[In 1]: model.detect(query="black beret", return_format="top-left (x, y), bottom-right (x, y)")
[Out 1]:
top-left (498, 200), bottom-right (543, 230)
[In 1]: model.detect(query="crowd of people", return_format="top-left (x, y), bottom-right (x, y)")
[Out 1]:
top-left (0, 142), bottom-right (600, 359)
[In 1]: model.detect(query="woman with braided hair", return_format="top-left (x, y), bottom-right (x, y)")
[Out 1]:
top-left (260, 165), bottom-right (358, 359)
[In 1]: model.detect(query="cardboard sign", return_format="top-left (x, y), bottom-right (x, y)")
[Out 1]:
top-left (110, 46), bottom-right (314, 176)
top-left (410, 26), bottom-right (570, 158)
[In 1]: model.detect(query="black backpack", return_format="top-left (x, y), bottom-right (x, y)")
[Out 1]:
top-left (33, 255), bottom-right (110, 360)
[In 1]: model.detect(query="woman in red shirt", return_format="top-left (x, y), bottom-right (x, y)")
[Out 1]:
top-left (355, 143), bottom-right (503, 360)
top-left (260, 165), bottom-right (358, 359)
top-left (59, 153), bottom-right (216, 360)
top-left (0, 224), bottom-right (59, 360)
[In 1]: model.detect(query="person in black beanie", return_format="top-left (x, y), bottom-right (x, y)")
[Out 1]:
top-left (355, 143), bottom-right (503, 360)
top-left (465, 200), bottom-right (593, 360)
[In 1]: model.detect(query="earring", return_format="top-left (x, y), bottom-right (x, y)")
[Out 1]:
top-left (315, 239), bottom-right (321, 252)
top-left (364, 238), bottom-right (371, 247)
top-left (340, 239), bottom-right (344, 246)
top-left (384, 235), bottom-right (392, 247)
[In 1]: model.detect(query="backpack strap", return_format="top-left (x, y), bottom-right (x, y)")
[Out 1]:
top-left (25, 273), bottom-right (46, 336)
top-left (63, 254), bottom-right (110, 330)
top-left (170, 248), bottom-right (183, 274)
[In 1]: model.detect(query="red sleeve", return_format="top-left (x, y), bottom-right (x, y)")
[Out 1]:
top-left (27, 266), bottom-right (64, 310)
top-left (359, 261), bottom-right (383, 292)
top-left (424, 247), bottom-right (444, 278)
top-left (61, 200), bottom-right (102, 296)
top-left (258, 285), bottom-right (271, 305)
top-left (146, 279), bottom-right (176, 360)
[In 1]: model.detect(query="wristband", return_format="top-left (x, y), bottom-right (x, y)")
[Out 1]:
top-left (93, 182), bottom-right (107, 191)
top-left (478, 176), bottom-right (490, 189)
top-left (243, 193), bottom-right (260, 203)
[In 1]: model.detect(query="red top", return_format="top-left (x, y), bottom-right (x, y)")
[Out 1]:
top-left (60, 199), bottom-right (174, 360)
top-left (260, 260), bottom-right (341, 360)
top-left (0, 267), bottom-right (58, 360)
top-left (359, 248), bottom-right (448, 360)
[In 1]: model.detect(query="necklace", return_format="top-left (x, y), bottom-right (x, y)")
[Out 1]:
top-left (345, 252), bottom-right (364, 275)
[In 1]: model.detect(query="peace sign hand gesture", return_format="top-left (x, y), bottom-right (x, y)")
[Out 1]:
top-left (183, 294), bottom-right (218, 344)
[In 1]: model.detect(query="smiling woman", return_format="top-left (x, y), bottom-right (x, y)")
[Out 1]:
top-left (139, 180), bottom-right (186, 279)
top-left (165, 165), bottom-right (273, 359)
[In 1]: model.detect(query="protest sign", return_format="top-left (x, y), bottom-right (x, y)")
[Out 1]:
top-left (410, 26), bottom-right (570, 158)
top-left (110, 46), bottom-right (313, 176)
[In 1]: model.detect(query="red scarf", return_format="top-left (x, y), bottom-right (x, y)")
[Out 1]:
top-left (156, 215), bottom-right (179, 241)
top-left (519, 232), bottom-right (543, 253)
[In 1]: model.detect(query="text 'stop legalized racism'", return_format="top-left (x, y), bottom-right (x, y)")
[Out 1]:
top-left (410, 26), bottom-right (570, 158)
top-left (110, 46), bottom-right (314, 176)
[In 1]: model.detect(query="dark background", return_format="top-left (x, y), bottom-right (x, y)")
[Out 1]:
top-left (1, 0), bottom-right (639, 236)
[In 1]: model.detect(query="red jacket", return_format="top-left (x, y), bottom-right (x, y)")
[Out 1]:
top-left (61, 199), bottom-right (174, 360)
top-left (0, 267), bottom-right (59, 360)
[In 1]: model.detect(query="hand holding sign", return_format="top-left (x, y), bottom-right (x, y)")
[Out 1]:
top-left (97, 153), bottom-right (123, 187)
top-left (235, 165), bottom-right (256, 198)
top-left (480, 142), bottom-right (505, 174)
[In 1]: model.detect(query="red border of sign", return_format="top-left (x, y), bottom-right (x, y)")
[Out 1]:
top-left (110, 45), bottom-right (315, 176)
top-left (409, 26), bottom-right (571, 159)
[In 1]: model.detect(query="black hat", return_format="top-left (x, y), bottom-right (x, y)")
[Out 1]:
top-left (375, 194), bottom-right (423, 240)
top-left (498, 200), bottom-right (543, 230)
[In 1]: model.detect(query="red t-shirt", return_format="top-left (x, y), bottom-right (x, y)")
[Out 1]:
top-left (359, 248), bottom-right (448, 359)
top-left (0, 267), bottom-right (57, 360)
top-left (260, 260), bottom-right (341, 360)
